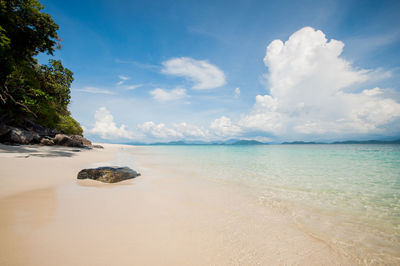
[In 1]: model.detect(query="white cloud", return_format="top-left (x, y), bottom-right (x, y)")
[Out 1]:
top-left (116, 75), bottom-right (143, 90)
top-left (227, 26), bottom-right (400, 139)
top-left (118, 75), bottom-right (130, 81)
top-left (173, 122), bottom-right (208, 138)
top-left (210, 116), bottom-right (242, 137)
top-left (136, 119), bottom-right (276, 142)
top-left (93, 27), bottom-right (400, 142)
top-left (362, 87), bottom-right (383, 96)
top-left (87, 107), bottom-right (133, 139)
top-left (234, 87), bottom-right (240, 98)
top-left (138, 122), bottom-right (182, 139)
top-left (124, 84), bottom-right (143, 90)
top-left (150, 87), bottom-right (187, 102)
top-left (117, 75), bottom-right (132, 86)
top-left (75, 87), bottom-right (114, 95)
top-left (138, 121), bottom-right (210, 140)
top-left (161, 57), bottom-right (226, 90)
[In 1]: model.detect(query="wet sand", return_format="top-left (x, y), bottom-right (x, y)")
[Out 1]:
top-left (0, 144), bottom-right (352, 265)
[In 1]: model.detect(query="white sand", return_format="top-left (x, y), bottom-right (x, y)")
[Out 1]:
top-left (0, 144), bottom-right (352, 265)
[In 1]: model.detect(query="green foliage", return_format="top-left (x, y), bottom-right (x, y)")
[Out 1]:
top-left (0, 25), bottom-right (10, 50)
top-left (0, 0), bottom-right (82, 135)
top-left (55, 115), bottom-right (83, 135)
top-left (0, 0), bottom-right (60, 79)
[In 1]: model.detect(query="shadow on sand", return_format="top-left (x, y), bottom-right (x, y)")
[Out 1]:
top-left (0, 144), bottom-right (87, 158)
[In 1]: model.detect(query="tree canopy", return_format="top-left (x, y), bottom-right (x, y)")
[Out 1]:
top-left (0, 0), bottom-right (82, 135)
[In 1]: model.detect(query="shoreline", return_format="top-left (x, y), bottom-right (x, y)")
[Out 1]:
top-left (1, 143), bottom-right (353, 265)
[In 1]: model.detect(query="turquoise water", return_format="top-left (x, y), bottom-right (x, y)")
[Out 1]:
top-left (142, 144), bottom-right (400, 264)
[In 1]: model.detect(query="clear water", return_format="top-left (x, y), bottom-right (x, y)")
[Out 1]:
top-left (140, 144), bottom-right (400, 264)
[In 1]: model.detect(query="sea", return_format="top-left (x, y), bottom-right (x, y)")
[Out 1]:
top-left (132, 144), bottom-right (400, 264)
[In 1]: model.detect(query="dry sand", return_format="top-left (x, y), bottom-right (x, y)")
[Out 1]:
top-left (0, 143), bottom-right (352, 265)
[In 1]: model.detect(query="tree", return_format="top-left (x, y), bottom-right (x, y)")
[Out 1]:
top-left (0, 0), bottom-right (59, 79)
top-left (0, 0), bottom-right (82, 135)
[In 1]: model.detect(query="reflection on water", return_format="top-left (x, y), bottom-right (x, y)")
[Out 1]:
top-left (139, 144), bottom-right (400, 264)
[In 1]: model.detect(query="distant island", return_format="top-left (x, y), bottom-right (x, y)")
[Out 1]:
top-left (124, 139), bottom-right (268, 146)
top-left (283, 139), bottom-right (400, 145)
top-left (124, 138), bottom-right (400, 146)
top-left (332, 139), bottom-right (400, 144)
top-left (281, 141), bottom-right (324, 145)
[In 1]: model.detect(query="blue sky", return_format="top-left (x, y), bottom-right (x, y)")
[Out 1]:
top-left (38, 0), bottom-right (400, 143)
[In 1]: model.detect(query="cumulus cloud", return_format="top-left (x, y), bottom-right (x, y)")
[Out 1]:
top-left (161, 57), bottom-right (226, 90)
top-left (150, 87), bottom-right (187, 102)
top-left (210, 116), bottom-right (242, 137)
top-left (362, 87), bottom-right (383, 96)
top-left (90, 27), bottom-right (400, 142)
top-left (138, 122), bottom-right (181, 139)
top-left (87, 107), bottom-right (133, 139)
top-left (214, 27), bottom-right (400, 139)
top-left (234, 87), bottom-right (240, 98)
top-left (138, 121), bottom-right (208, 140)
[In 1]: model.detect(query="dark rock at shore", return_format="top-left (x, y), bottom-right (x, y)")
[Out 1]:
top-left (21, 119), bottom-right (60, 138)
top-left (53, 134), bottom-right (92, 148)
top-left (40, 138), bottom-right (55, 146)
top-left (77, 167), bottom-right (140, 183)
top-left (12, 128), bottom-right (40, 144)
top-left (92, 144), bottom-right (104, 149)
top-left (72, 134), bottom-right (92, 147)
top-left (0, 121), bottom-right (93, 148)
top-left (0, 125), bottom-right (40, 144)
top-left (0, 124), bottom-right (10, 137)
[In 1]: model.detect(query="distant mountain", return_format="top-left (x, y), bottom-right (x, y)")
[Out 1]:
top-left (230, 140), bottom-right (266, 145)
top-left (282, 141), bottom-right (325, 144)
top-left (152, 140), bottom-right (187, 145)
top-left (281, 139), bottom-right (400, 145)
top-left (332, 139), bottom-right (400, 144)
top-left (124, 138), bottom-right (400, 146)
top-left (210, 139), bottom-right (241, 145)
top-left (125, 139), bottom-right (268, 146)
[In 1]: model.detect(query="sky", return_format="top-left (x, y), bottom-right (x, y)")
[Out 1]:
top-left (38, 0), bottom-right (400, 143)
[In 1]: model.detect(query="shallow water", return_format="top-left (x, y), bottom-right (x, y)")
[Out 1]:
top-left (135, 144), bottom-right (400, 264)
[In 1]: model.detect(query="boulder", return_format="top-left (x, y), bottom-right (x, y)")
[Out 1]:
top-left (53, 134), bottom-right (92, 147)
top-left (92, 144), bottom-right (104, 149)
top-left (0, 124), bottom-right (10, 137)
top-left (53, 134), bottom-right (75, 146)
top-left (3, 126), bottom-right (40, 144)
top-left (21, 119), bottom-right (59, 138)
top-left (77, 166), bottom-right (140, 183)
top-left (0, 121), bottom-right (93, 147)
top-left (40, 138), bottom-right (55, 146)
top-left (70, 135), bottom-right (92, 146)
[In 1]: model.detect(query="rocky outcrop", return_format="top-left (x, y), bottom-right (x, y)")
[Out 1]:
top-left (0, 121), bottom-right (94, 148)
top-left (92, 144), bottom-right (104, 149)
top-left (53, 134), bottom-right (92, 148)
top-left (40, 138), bottom-right (55, 146)
top-left (0, 124), bottom-right (10, 137)
top-left (20, 119), bottom-right (59, 138)
top-left (0, 125), bottom-right (40, 144)
top-left (10, 127), bottom-right (40, 144)
top-left (77, 167), bottom-right (140, 183)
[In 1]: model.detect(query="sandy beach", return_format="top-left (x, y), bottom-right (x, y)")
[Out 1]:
top-left (0, 143), bottom-right (353, 265)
